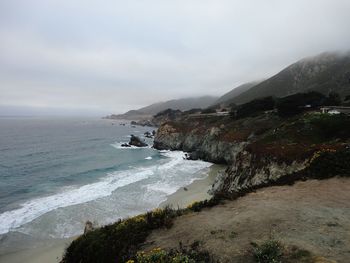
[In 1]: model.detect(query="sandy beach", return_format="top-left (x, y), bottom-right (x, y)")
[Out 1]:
top-left (0, 237), bottom-right (74, 263)
top-left (160, 164), bottom-right (226, 209)
top-left (0, 164), bottom-right (225, 263)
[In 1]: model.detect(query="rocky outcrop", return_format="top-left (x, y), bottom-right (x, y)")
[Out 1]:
top-left (154, 122), bottom-right (309, 196)
top-left (129, 135), bottom-right (148, 147)
top-left (210, 152), bottom-right (309, 197)
top-left (154, 123), bottom-right (246, 164)
top-left (153, 114), bottom-right (349, 198)
top-left (84, 221), bottom-right (96, 235)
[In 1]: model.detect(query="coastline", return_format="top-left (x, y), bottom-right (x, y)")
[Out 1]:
top-left (0, 164), bottom-right (225, 263)
top-left (160, 164), bottom-right (226, 209)
top-left (0, 237), bottom-right (74, 263)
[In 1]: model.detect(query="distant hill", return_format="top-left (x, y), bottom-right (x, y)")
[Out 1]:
top-left (214, 81), bottom-right (262, 107)
top-left (108, 96), bottom-right (218, 120)
top-left (230, 52), bottom-right (350, 104)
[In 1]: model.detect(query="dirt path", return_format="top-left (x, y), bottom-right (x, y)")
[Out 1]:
top-left (143, 178), bottom-right (350, 263)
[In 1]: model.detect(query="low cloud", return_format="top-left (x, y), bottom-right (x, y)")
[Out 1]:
top-left (1, 0), bottom-right (350, 114)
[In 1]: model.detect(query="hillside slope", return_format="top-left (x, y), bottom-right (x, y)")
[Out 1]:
top-left (145, 178), bottom-right (350, 263)
top-left (108, 96), bottom-right (218, 120)
top-left (231, 52), bottom-right (350, 104)
top-left (215, 81), bottom-right (261, 106)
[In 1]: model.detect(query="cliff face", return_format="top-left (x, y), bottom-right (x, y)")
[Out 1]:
top-left (154, 113), bottom-right (348, 197)
top-left (154, 123), bottom-right (246, 163)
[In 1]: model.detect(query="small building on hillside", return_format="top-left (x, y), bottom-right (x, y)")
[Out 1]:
top-left (320, 106), bottom-right (350, 115)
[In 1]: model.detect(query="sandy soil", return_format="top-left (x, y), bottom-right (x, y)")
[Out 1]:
top-left (144, 178), bottom-right (350, 263)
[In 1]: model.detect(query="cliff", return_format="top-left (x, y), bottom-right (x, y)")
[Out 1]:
top-left (154, 112), bottom-right (350, 197)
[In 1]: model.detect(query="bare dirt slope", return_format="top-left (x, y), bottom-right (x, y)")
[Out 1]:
top-left (143, 178), bottom-right (350, 263)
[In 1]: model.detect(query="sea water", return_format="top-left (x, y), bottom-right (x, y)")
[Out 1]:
top-left (0, 117), bottom-right (211, 246)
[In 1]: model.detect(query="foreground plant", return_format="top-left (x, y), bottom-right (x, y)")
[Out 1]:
top-left (252, 239), bottom-right (283, 263)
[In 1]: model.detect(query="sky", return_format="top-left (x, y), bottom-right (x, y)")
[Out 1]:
top-left (1, 0), bottom-right (350, 116)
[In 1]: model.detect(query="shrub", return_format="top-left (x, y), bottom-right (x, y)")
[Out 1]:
top-left (324, 91), bottom-right (341, 106)
top-left (252, 240), bottom-right (283, 263)
top-left (307, 113), bottom-right (350, 139)
top-left (187, 197), bottom-right (221, 212)
top-left (129, 241), bottom-right (215, 263)
top-left (62, 207), bottom-right (179, 263)
top-left (201, 108), bottom-right (216, 114)
top-left (276, 92), bottom-right (326, 117)
top-left (135, 248), bottom-right (195, 263)
top-left (232, 96), bottom-right (275, 119)
top-left (305, 148), bottom-right (350, 179)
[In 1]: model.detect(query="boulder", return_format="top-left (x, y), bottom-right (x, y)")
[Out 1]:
top-left (129, 135), bottom-right (148, 147)
top-left (144, 131), bottom-right (153, 138)
top-left (84, 221), bottom-right (95, 234)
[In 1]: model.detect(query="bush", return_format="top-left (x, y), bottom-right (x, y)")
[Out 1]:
top-left (133, 248), bottom-right (195, 263)
top-left (187, 197), bottom-right (221, 212)
top-left (201, 108), bottom-right (216, 114)
top-left (307, 113), bottom-right (350, 139)
top-left (231, 96), bottom-right (275, 119)
top-left (62, 207), bottom-right (179, 263)
top-left (252, 240), bottom-right (283, 263)
top-left (324, 91), bottom-right (341, 106)
top-left (128, 241), bottom-right (215, 263)
top-left (305, 148), bottom-right (350, 179)
top-left (276, 92), bottom-right (326, 117)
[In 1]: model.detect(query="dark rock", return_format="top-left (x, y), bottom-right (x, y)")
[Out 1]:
top-left (144, 131), bottom-right (153, 138)
top-left (121, 143), bottom-right (131, 147)
top-left (129, 135), bottom-right (148, 147)
top-left (84, 221), bottom-right (95, 234)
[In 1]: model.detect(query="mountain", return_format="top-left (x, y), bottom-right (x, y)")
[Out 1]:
top-left (214, 81), bottom-right (262, 107)
top-left (230, 52), bottom-right (350, 104)
top-left (108, 96), bottom-right (218, 120)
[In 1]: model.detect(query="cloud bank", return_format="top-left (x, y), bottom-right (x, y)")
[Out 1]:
top-left (1, 0), bottom-right (350, 114)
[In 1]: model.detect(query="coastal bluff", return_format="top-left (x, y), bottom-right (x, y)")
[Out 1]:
top-left (153, 112), bottom-right (350, 198)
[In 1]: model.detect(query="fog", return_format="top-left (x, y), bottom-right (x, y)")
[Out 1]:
top-left (1, 0), bottom-right (350, 115)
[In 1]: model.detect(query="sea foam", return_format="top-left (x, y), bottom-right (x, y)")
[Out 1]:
top-left (0, 150), bottom-right (211, 237)
top-left (0, 169), bottom-right (151, 235)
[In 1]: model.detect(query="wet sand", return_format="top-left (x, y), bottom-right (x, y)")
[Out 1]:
top-left (160, 164), bottom-right (226, 209)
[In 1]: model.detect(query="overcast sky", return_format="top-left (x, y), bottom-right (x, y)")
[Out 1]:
top-left (1, 0), bottom-right (350, 115)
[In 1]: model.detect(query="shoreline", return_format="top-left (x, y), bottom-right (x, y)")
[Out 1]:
top-left (160, 164), bottom-right (226, 209)
top-left (0, 237), bottom-right (74, 263)
top-left (0, 164), bottom-right (225, 263)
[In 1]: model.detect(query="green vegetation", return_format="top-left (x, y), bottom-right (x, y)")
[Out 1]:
top-left (251, 240), bottom-right (283, 263)
top-left (201, 108), bottom-right (216, 114)
top-left (306, 113), bottom-right (350, 140)
top-left (251, 240), bottom-right (315, 263)
top-left (62, 206), bottom-right (181, 263)
top-left (62, 196), bottom-right (222, 263)
top-left (129, 241), bottom-right (214, 263)
top-left (230, 96), bottom-right (275, 118)
top-left (276, 92), bottom-right (325, 117)
top-left (186, 197), bottom-right (221, 212)
top-left (324, 91), bottom-right (341, 106)
top-left (304, 148), bottom-right (350, 179)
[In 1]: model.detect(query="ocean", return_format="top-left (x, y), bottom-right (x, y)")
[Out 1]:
top-left (0, 117), bottom-right (211, 246)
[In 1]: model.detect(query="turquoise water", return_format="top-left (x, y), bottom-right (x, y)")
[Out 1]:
top-left (0, 117), bottom-right (211, 240)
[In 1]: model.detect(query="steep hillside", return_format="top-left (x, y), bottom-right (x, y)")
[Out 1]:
top-left (214, 81), bottom-right (261, 107)
top-left (107, 96), bottom-right (218, 120)
top-left (232, 52), bottom-right (350, 104)
top-left (154, 111), bottom-right (350, 196)
top-left (138, 96), bottom-right (217, 114)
